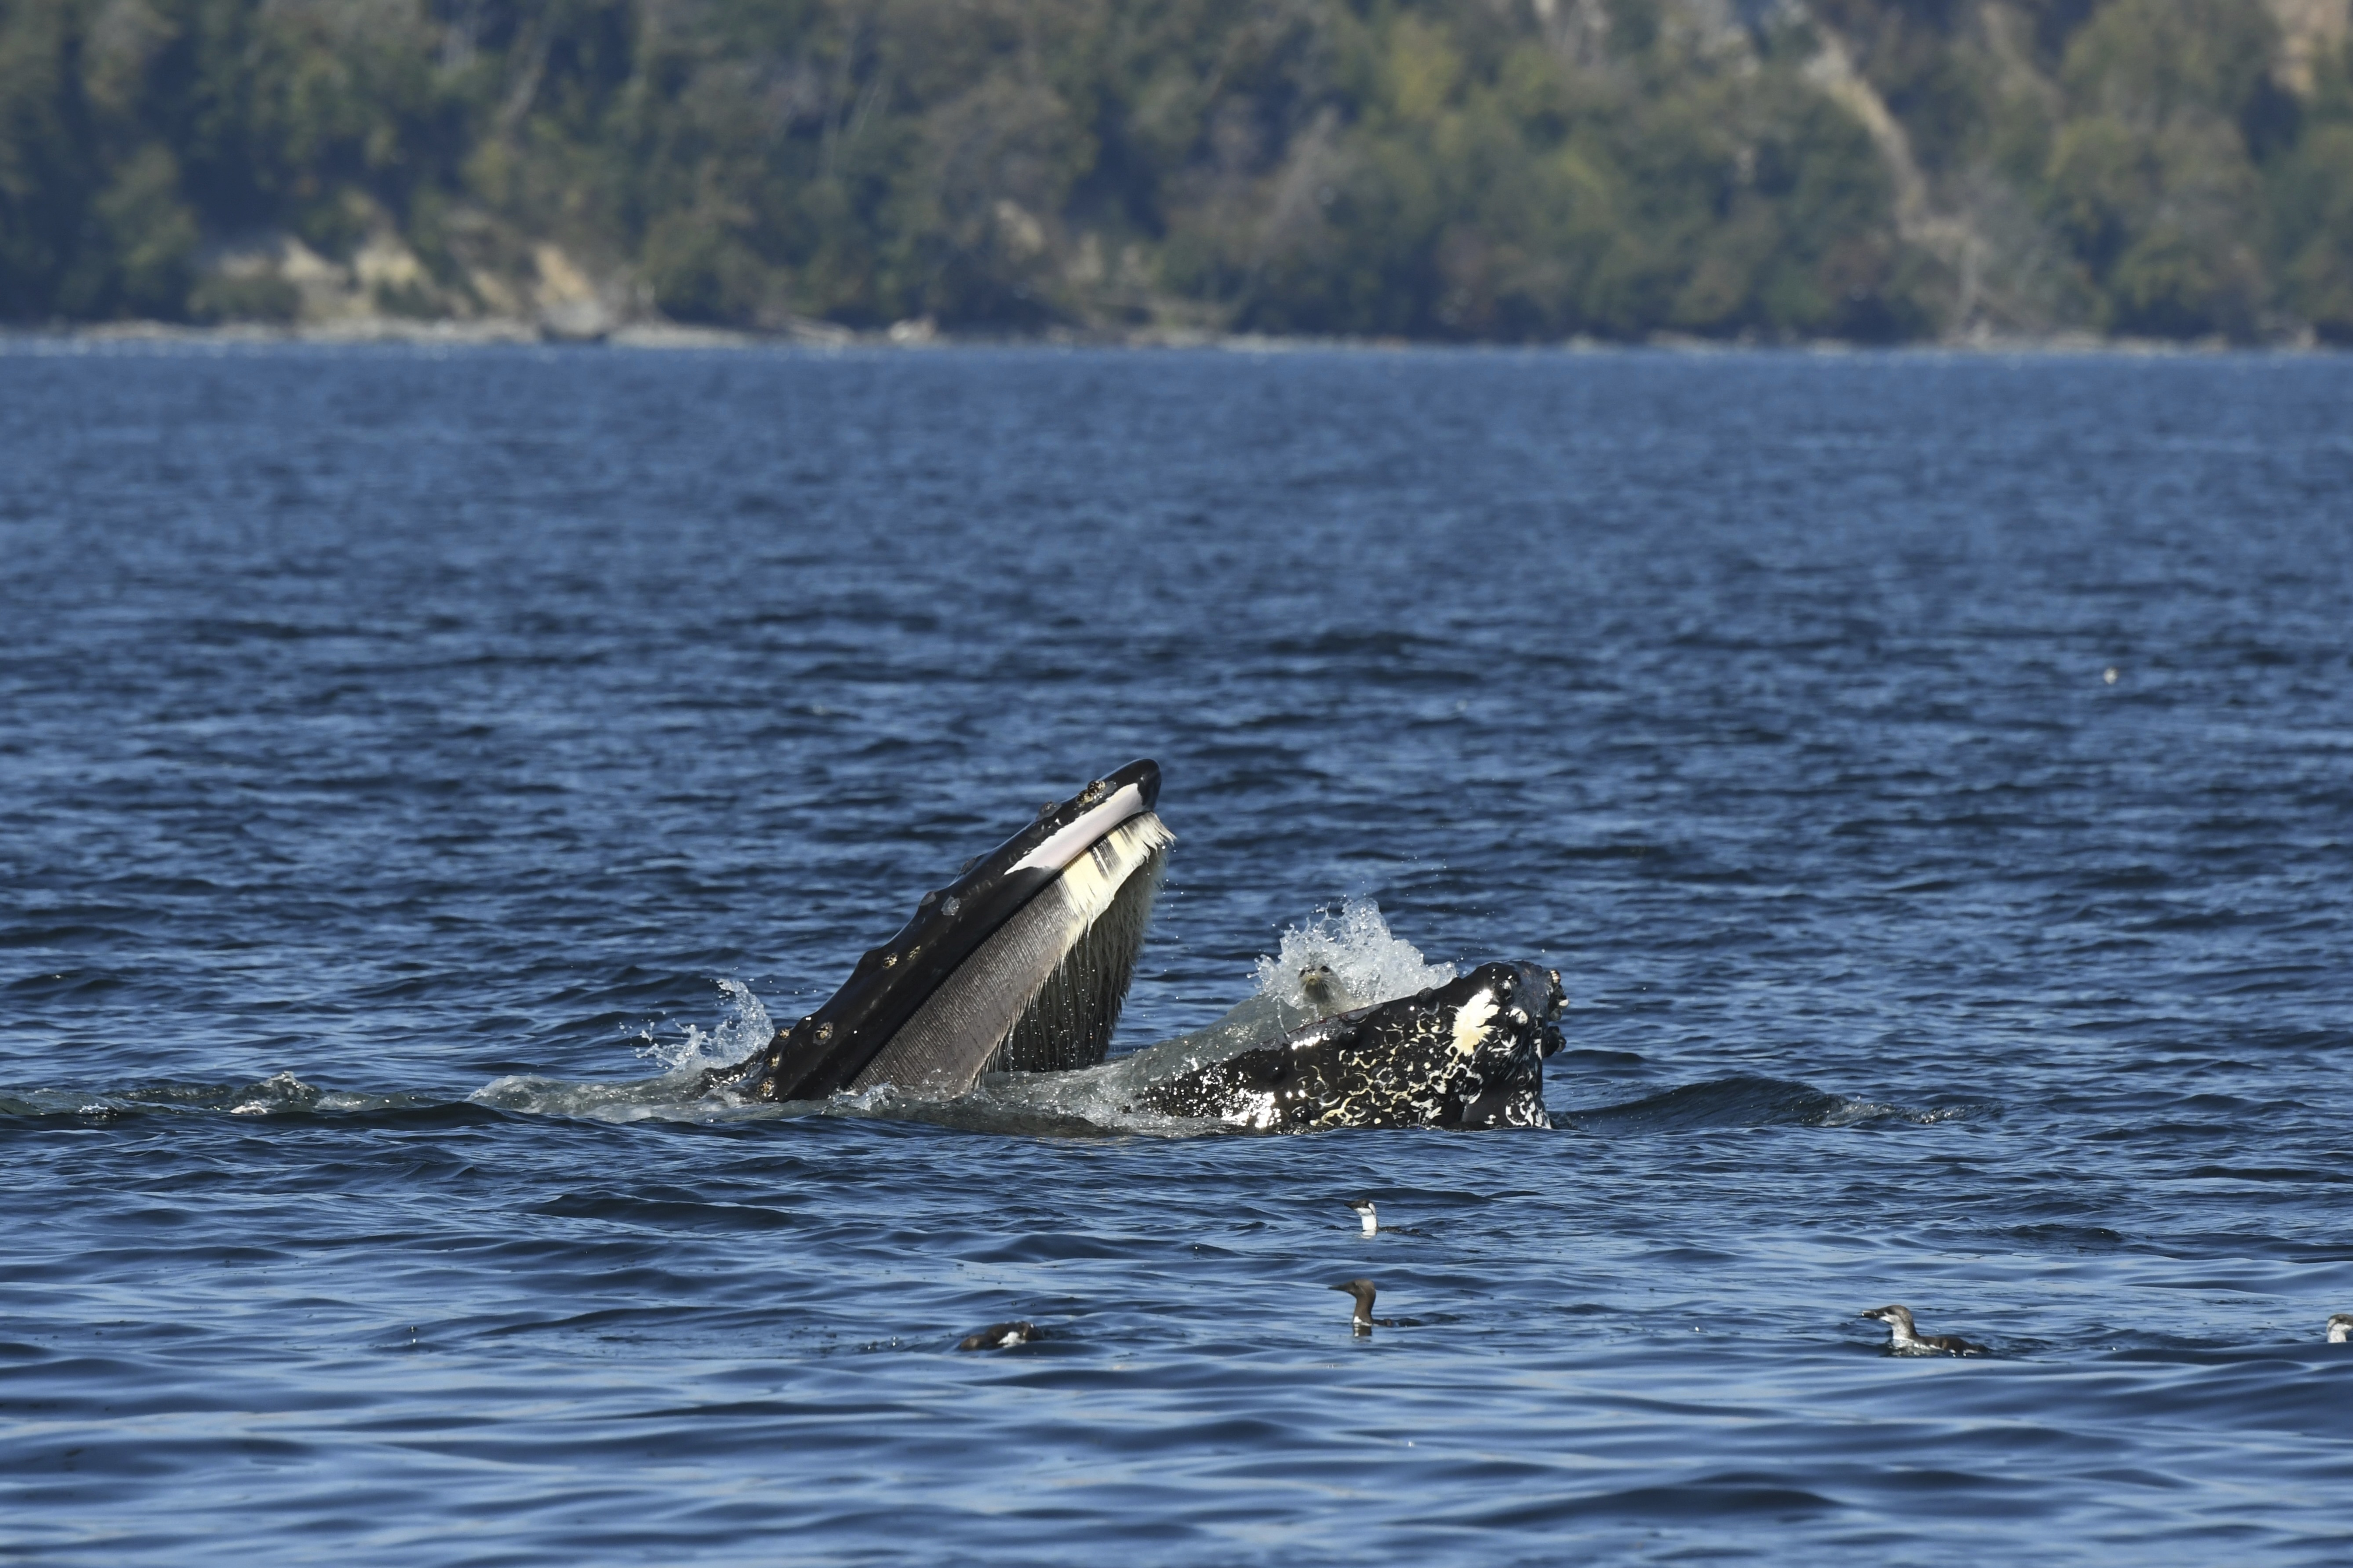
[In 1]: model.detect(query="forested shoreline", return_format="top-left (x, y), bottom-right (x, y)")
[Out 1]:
top-left (3, 0), bottom-right (2350, 342)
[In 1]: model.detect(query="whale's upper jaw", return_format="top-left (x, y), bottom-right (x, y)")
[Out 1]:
top-left (723, 761), bottom-right (1168, 1102)
top-left (1142, 961), bottom-right (1565, 1132)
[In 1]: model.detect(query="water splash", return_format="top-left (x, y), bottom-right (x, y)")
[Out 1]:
top-left (635, 978), bottom-right (775, 1077)
top-left (467, 980), bottom-right (781, 1122)
top-left (1249, 899), bottom-right (1454, 1013)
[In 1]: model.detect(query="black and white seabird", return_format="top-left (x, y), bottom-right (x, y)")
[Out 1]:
top-left (1860, 1304), bottom-right (1986, 1356)
top-left (956, 1320), bottom-right (1045, 1351)
top-left (1346, 1199), bottom-right (1378, 1236)
top-left (1332, 1278), bottom-right (1399, 1335)
top-left (2327, 1314), bottom-right (2353, 1344)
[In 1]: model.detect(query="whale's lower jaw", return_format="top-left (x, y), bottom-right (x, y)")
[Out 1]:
top-left (710, 762), bottom-right (1173, 1103)
top-left (1141, 962), bottom-right (1564, 1132)
top-left (849, 815), bottom-right (1169, 1094)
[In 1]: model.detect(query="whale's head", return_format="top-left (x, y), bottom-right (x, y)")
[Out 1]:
top-left (738, 760), bottom-right (1174, 1101)
top-left (1143, 960), bottom-right (1566, 1132)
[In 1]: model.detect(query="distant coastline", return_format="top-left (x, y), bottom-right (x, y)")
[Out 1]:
top-left (10, 319), bottom-right (2340, 355)
top-left (6, 0), bottom-right (2349, 352)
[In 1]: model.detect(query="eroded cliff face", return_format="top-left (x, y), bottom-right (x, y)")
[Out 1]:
top-left (1780, 0), bottom-right (2353, 342)
top-left (178, 193), bottom-right (636, 340)
top-left (2272, 0), bottom-right (2353, 94)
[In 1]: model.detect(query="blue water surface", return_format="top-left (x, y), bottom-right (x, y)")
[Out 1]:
top-left (3, 342), bottom-right (2351, 1564)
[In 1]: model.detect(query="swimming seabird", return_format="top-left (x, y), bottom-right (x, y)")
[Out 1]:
top-left (956, 1320), bottom-right (1044, 1351)
top-left (1860, 1304), bottom-right (1986, 1356)
top-left (2328, 1314), bottom-right (2353, 1343)
top-left (1346, 1198), bottom-right (1377, 1236)
top-left (1332, 1278), bottom-right (1397, 1335)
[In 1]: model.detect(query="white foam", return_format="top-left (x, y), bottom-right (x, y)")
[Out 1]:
top-left (471, 1073), bottom-right (709, 1122)
top-left (1249, 899), bottom-right (1454, 1014)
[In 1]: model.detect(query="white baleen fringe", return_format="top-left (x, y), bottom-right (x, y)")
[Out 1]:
top-left (849, 812), bottom-right (1174, 1096)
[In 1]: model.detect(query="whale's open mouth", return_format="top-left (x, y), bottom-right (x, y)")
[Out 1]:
top-left (715, 760), bottom-right (1173, 1102)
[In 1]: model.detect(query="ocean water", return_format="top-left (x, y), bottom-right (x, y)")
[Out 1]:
top-left (3, 341), bottom-right (2351, 1564)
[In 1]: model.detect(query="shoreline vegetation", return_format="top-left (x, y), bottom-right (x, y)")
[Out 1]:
top-left (5, 0), bottom-right (2350, 347)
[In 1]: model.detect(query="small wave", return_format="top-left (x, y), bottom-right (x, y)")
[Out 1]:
top-left (227, 1069), bottom-right (322, 1114)
top-left (0, 1072), bottom-right (446, 1121)
top-left (1561, 1074), bottom-right (1992, 1133)
top-left (468, 1071), bottom-right (746, 1123)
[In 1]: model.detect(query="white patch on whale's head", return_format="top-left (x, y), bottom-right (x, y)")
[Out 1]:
top-left (1449, 989), bottom-right (1498, 1056)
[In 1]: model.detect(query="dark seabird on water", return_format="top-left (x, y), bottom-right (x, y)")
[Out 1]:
top-left (1332, 1279), bottom-right (1400, 1335)
top-left (957, 1320), bottom-right (1045, 1351)
top-left (2328, 1314), bottom-right (2353, 1344)
top-left (1346, 1198), bottom-right (1378, 1236)
top-left (1860, 1304), bottom-right (1986, 1356)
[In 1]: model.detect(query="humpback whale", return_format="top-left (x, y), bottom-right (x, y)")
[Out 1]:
top-left (709, 760), bottom-right (1565, 1131)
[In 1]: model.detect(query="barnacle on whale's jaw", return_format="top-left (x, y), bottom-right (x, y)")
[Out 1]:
top-left (1141, 962), bottom-right (1566, 1132)
top-left (709, 760), bottom-right (1172, 1103)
